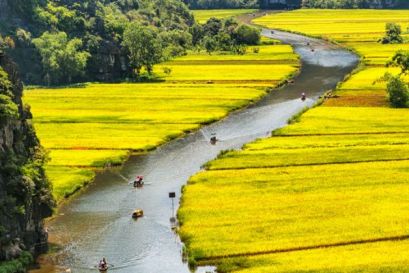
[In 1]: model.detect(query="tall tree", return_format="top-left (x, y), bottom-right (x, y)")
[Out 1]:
top-left (33, 31), bottom-right (90, 84)
top-left (122, 22), bottom-right (164, 77)
top-left (380, 23), bottom-right (403, 44)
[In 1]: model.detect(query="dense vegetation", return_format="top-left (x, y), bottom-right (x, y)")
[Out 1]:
top-left (178, 9), bottom-right (409, 273)
top-left (0, 54), bottom-right (53, 271)
top-left (1, 0), bottom-right (262, 85)
top-left (184, 0), bottom-right (258, 9)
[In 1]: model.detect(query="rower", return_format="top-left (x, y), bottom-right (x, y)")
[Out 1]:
top-left (98, 258), bottom-right (108, 272)
top-left (133, 175), bottom-right (144, 188)
top-left (210, 133), bottom-right (217, 145)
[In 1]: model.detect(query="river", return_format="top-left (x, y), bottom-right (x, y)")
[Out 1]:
top-left (31, 28), bottom-right (358, 273)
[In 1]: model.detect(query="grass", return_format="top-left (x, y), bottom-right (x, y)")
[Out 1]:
top-left (24, 44), bottom-right (298, 203)
top-left (192, 9), bottom-right (258, 24)
top-left (178, 9), bottom-right (409, 272)
top-left (46, 166), bottom-right (95, 201)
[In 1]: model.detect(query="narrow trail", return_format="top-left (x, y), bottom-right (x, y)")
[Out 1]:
top-left (31, 18), bottom-right (358, 273)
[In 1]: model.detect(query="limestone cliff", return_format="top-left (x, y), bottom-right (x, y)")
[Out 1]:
top-left (0, 53), bottom-right (54, 264)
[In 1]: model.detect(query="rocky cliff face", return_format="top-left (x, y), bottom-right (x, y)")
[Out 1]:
top-left (0, 54), bottom-right (54, 262)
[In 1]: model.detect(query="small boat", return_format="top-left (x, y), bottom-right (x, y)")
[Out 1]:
top-left (210, 133), bottom-right (217, 145)
top-left (98, 263), bottom-right (108, 272)
top-left (97, 258), bottom-right (109, 272)
top-left (132, 209), bottom-right (144, 219)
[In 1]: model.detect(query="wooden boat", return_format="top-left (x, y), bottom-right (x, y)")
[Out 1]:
top-left (132, 209), bottom-right (144, 218)
top-left (98, 265), bottom-right (108, 272)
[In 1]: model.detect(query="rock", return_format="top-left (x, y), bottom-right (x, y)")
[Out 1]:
top-left (0, 54), bottom-right (54, 264)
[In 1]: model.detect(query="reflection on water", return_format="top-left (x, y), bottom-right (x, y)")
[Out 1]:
top-left (31, 29), bottom-right (358, 273)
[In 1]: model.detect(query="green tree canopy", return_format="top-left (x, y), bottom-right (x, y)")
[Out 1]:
top-left (32, 31), bottom-right (90, 84)
top-left (122, 22), bottom-right (164, 77)
top-left (380, 23), bottom-right (403, 44)
top-left (386, 75), bottom-right (409, 108)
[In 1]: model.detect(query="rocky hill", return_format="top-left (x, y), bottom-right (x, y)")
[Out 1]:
top-left (0, 53), bottom-right (54, 271)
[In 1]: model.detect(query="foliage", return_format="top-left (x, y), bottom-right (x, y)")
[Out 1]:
top-left (2, 0), bottom-right (196, 84)
top-left (379, 23), bottom-right (403, 44)
top-left (386, 75), bottom-right (409, 108)
top-left (198, 17), bottom-right (261, 54)
top-left (122, 22), bottom-right (164, 76)
top-left (0, 251), bottom-right (33, 273)
top-left (0, 68), bottom-right (18, 125)
top-left (32, 31), bottom-right (90, 84)
top-left (0, 35), bottom-right (15, 54)
top-left (0, 94), bottom-right (18, 125)
top-left (184, 0), bottom-right (258, 9)
top-left (389, 50), bottom-right (409, 74)
top-left (233, 24), bottom-right (260, 45)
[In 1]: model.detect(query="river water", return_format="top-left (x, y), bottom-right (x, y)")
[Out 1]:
top-left (31, 29), bottom-right (358, 273)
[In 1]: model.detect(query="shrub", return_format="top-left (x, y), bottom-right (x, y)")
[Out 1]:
top-left (386, 76), bottom-right (409, 108)
top-left (0, 251), bottom-right (33, 273)
top-left (379, 23), bottom-right (403, 44)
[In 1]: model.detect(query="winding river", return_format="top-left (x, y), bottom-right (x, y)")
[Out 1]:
top-left (32, 28), bottom-right (358, 273)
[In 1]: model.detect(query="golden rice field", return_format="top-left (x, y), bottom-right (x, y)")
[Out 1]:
top-left (24, 44), bottom-right (298, 202)
top-left (178, 9), bottom-right (409, 272)
top-left (222, 240), bottom-right (409, 273)
top-left (179, 107), bottom-right (409, 271)
top-left (253, 9), bottom-right (409, 106)
top-left (192, 9), bottom-right (257, 24)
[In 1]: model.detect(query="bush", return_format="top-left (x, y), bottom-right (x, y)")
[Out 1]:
top-left (0, 95), bottom-right (19, 124)
top-left (379, 23), bottom-right (403, 44)
top-left (0, 251), bottom-right (33, 273)
top-left (386, 76), bottom-right (409, 108)
top-left (233, 24), bottom-right (260, 45)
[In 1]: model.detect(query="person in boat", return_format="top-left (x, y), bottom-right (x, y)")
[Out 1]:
top-left (301, 92), bottom-right (306, 101)
top-left (133, 175), bottom-right (144, 187)
top-left (210, 133), bottom-right (217, 145)
top-left (99, 258), bottom-right (108, 270)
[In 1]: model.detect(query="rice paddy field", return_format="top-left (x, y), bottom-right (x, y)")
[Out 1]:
top-left (24, 44), bottom-right (298, 202)
top-left (178, 9), bottom-right (409, 272)
top-left (192, 9), bottom-right (257, 24)
top-left (253, 9), bottom-right (409, 107)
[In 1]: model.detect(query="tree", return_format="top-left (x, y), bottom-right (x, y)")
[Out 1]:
top-left (33, 31), bottom-right (90, 84)
top-left (379, 23), bottom-right (403, 44)
top-left (203, 36), bottom-right (217, 55)
top-left (233, 25), bottom-right (261, 45)
top-left (386, 75), bottom-right (409, 108)
top-left (389, 50), bottom-right (409, 74)
top-left (122, 22), bottom-right (164, 77)
top-left (0, 35), bottom-right (15, 55)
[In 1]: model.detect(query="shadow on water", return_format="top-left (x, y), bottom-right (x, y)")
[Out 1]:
top-left (31, 29), bottom-right (358, 273)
